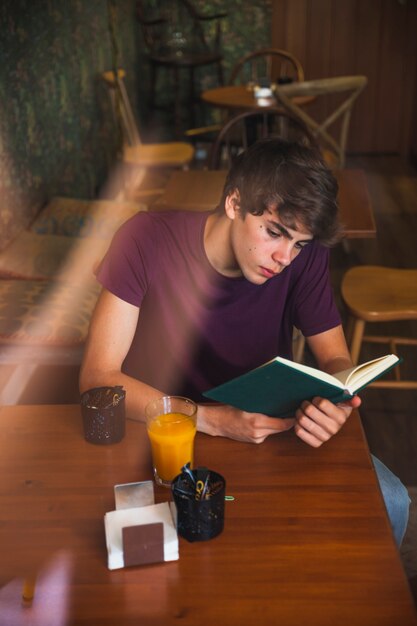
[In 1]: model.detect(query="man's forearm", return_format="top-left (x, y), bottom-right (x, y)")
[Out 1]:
top-left (79, 367), bottom-right (164, 423)
top-left (321, 355), bottom-right (354, 376)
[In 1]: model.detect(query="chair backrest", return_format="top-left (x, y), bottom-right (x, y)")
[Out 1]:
top-left (101, 69), bottom-right (141, 147)
top-left (229, 48), bottom-right (304, 86)
top-left (136, 0), bottom-right (226, 57)
top-left (274, 75), bottom-right (368, 168)
top-left (207, 108), bottom-right (317, 170)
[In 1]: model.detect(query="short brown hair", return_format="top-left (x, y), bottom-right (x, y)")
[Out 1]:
top-left (219, 138), bottom-right (342, 246)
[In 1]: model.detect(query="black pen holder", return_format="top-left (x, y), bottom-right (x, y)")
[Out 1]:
top-left (80, 386), bottom-right (126, 445)
top-left (171, 469), bottom-right (225, 542)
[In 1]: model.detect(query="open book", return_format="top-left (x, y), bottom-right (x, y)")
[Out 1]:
top-left (203, 354), bottom-right (400, 418)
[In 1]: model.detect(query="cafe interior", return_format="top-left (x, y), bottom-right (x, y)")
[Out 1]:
top-left (1, 0), bottom-right (417, 623)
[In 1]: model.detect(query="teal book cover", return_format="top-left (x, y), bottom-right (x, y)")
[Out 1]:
top-left (203, 354), bottom-right (400, 418)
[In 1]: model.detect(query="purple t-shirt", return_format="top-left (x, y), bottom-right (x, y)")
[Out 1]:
top-left (97, 210), bottom-right (341, 402)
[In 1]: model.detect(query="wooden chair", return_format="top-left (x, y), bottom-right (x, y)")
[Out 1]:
top-left (208, 107), bottom-right (316, 170)
top-left (101, 69), bottom-right (194, 172)
top-left (136, 0), bottom-right (226, 130)
top-left (184, 48), bottom-right (305, 152)
top-left (274, 75), bottom-right (368, 168)
top-left (229, 47), bottom-right (304, 86)
top-left (341, 265), bottom-right (417, 388)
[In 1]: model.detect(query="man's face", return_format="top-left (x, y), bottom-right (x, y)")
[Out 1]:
top-left (226, 191), bottom-right (313, 285)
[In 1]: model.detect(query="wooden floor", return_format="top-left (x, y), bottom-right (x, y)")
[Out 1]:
top-left (1, 152), bottom-right (417, 604)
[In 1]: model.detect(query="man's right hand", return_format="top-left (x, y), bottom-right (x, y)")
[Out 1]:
top-left (197, 403), bottom-right (295, 444)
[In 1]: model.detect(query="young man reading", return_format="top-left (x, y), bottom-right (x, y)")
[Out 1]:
top-left (80, 138), bottom-right (409, 545)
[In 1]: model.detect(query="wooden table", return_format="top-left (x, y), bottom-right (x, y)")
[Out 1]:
top-left (201, 84), bottom-right (314, 111)
top-left (0, 404), bottom-right (415, 625)
top-left (152, 168), bottom-right (377, 239)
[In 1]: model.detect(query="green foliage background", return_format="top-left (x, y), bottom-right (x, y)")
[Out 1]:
top-left (0, 0), bottom-right (271, 250)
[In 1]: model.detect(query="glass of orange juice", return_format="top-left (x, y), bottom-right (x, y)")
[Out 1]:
top-left (145, 396), bottom-right (197, 487)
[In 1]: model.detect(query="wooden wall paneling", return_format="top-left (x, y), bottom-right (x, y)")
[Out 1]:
top-left (328, 0), bottom-right (361, 153)
top-left (271, 0), bottom-right (417, 157)
top-left (411, 55), bottom-right (417, 163)
top-left (283, 0), bottom-right (308, 63)
top-left (352, 0), bottom-right (382, 153)
top-left (375, 0), bottom-right (407, 153)
top-left (270, 0), bottom-right (307, 86)
top-left (400, 0), bottom-right (417, 159)
top-left (270, 0), bottom-right (288, 83)
top-left (329, 0), bottom-right (357, 76)
top-left (305, 0), bottom-right (333, 79)
top-left (270, 0), bottom-right (287, 53)
top-left (304, 0), bottom-right (333, 129)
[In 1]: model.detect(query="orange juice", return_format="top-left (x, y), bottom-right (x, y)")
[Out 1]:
top-left (147, 412), bottom-right (196, 483)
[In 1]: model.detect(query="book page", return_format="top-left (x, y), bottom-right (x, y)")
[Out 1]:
top-left (332, 354), bottom-right (398, 391)
top-left (275, 357), bottom-right (344, 388)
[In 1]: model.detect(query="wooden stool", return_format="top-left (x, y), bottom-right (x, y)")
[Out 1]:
top-left (341, 265), bottom-right (417, 388)
top-left (101, 70), bottom-right (194, 170)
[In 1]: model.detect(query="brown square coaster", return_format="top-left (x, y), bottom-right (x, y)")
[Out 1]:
top-left (122, 523), bottom-right (164, 567)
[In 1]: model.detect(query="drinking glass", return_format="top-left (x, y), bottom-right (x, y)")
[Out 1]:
top-left (145, 396), bottom-right (197, 487)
